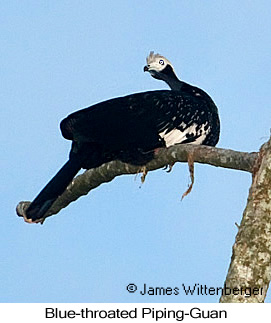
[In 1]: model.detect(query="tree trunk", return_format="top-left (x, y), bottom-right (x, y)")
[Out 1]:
top-left (220, 138), bottom-right (271, 302)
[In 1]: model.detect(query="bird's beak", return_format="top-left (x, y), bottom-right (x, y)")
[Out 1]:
top-left (143, 65), bottom-right (149, 72)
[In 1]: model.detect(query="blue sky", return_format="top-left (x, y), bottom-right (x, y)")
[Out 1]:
top-left (1, 0), bottom-right (271, 302)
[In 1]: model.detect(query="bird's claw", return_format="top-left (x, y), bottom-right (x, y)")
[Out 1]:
top-left (166, 162), bottom-right (175, 173)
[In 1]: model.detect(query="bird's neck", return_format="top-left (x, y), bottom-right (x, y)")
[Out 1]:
top-left (160, 65), bottom-right (184, 91)
top-left (164, 76), bottom-right (184, 91)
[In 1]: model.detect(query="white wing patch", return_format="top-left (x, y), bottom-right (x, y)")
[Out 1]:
top-left (159, 123), bottom-right (210, 147)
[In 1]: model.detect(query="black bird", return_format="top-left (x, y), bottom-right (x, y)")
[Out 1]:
top-left (24, 51), bottom-right (220, 222)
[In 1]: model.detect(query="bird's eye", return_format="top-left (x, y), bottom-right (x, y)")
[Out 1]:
top-left (159, 59), bottom-right (164, 65)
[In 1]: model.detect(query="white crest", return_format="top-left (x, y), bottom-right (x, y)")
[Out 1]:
top-left (146, 51), bottom-right (175, 73)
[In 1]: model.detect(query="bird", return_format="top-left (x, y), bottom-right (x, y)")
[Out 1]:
top-left (24, 51), bottom-right (220, 222)
top-left (143, 51), bottom-right (220, 146)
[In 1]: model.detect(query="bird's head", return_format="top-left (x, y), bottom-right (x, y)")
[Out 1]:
top-left (143, 51), bottom-right (177, 82)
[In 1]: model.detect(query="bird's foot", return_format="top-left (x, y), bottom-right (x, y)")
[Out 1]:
top-left (181, 153), bottom-right (195, 200)
top-left (163, 162), bottom-right (176, 173)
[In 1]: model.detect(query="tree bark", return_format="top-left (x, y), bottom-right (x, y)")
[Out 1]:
top-left (220, 138), bottom-right (271, 303)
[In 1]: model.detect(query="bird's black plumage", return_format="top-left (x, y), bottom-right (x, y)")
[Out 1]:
top-left (25, 52), bottom-right (220, 222)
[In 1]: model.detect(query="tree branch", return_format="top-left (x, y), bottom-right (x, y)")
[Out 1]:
top-left (16, 144), bottom-right (257, 223)
top-left (16, 139), bottom-right (271, 302)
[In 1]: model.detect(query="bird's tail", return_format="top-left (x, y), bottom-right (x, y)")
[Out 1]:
top-left (25, 156), bottom-right (82, 222)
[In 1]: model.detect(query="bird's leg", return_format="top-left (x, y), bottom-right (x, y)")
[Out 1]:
top-left (181, 153), bottom-right (195, 200)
